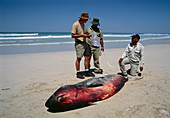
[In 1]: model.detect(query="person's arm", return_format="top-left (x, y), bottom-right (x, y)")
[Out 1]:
top-left (122, 45), bottom-right (128, 58)
top-left (140, 45), bottom-right (144, 71)
top-left (100, 39), bottom-right (104, 51)
top-left (99, 29), bottom-right (104, 51)
top-left (119, 45), bottom-right (128, 63)
top-left (71, 33), bottom-right (91, 39)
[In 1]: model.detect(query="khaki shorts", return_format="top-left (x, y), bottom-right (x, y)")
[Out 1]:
top-left (75, 42), bottom-right (91, 58)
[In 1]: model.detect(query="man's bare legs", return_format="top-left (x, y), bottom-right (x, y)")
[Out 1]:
top-left (76, 57), bottom-right (84, 79)
top-left (76, 56), bottom-right (95, 78)
top-left (76, 57), bottom-right (81, 71)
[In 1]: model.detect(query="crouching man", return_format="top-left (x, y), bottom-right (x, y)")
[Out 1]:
top-left (118, 34), bottom-right (144, 81)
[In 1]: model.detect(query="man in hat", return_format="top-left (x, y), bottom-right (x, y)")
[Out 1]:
top-left (71, 12), bottom-right (95, 79)
top-left (118, 34), bottom-right (144, 80)
top-left (86, 18), bottom-right (104, 74)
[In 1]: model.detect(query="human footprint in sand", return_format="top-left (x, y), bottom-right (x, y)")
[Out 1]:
top-left (118, 34), bottom-right (144, 80)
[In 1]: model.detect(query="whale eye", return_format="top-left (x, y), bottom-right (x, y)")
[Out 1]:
top-left (57, 96), bottom-right (64, 102)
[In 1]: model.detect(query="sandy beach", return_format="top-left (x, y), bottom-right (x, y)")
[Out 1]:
top-left (0, 44), bottom-right (170, 118)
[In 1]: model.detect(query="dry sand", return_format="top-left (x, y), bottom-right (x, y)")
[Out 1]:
top-left (0, 44), bottom-right (170, 118)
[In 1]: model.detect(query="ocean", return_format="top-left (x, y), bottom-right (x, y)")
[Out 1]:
top-left (0, 32), bottom-right (170, 55)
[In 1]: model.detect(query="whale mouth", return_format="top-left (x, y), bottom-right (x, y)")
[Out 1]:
top-left (45, 98), bottom-right (53, 108)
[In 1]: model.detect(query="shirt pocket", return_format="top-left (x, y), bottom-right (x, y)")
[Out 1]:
top-left (128, 47), bottom-right (133, 52)
top-left (134, 48), bottom-right (140, 56)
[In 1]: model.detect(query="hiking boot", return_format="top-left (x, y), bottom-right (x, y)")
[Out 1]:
top-left (117, 72), bottom-right (128, 82)
top-left (94, 69), bottom-right (103, 74)
top-left (123, 75), bottom-right (128, 82)
top-left (85, 71), bottom-right (95, 77)
top-left (76, 72), bottom-right (85, 79)
top-left (117, 72), bottom-right (124, 76)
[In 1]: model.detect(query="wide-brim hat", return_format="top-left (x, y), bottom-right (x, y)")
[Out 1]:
top-left (79, 12), bottom-right (91, 19)
top-left (91, 18), bottom-right (100, 26)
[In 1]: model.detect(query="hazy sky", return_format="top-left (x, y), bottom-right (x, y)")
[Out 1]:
top-left (0, 0), bottom-right (170, 33)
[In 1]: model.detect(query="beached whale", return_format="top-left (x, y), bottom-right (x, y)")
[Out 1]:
top-left (45, 74), bottom-right (126, 111)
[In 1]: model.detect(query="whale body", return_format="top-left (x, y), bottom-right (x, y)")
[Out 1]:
top-left (45, 74), bottom-right (126, 111)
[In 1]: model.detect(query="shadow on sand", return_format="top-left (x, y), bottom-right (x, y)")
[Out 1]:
top-left (47, 103), bottom-right (96, 113)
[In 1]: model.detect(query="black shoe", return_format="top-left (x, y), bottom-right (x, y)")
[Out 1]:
top-left (85, 71), bottom-right (95, 77)
top-left (76, 72), bottom-right (85, 79)
top-left (94, 69), bottom-right (103, 74)
top-left (117, 72), bottom-right (128, 82)
top-left (124, 75), bottom-right (128, 82)
top-left (117, 72), bottom-right (124, 76)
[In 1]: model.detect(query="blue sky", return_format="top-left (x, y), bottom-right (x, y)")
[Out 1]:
top-left (0, 0), bottom-right (170, 33)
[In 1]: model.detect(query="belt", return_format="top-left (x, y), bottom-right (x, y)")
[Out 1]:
top-left (92, 45), bottom-right (100, 48)
top-left (76, 40), bottom-right (86, 44)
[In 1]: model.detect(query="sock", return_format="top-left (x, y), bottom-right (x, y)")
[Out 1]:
top-left (77, 71), bottom-right (80, 73)
top-left (85, 69), bottom-right (89, 71)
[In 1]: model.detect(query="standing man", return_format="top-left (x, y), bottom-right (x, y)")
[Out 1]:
top-left (71, 12), bottom-right (95, 79)
top-left (86, 18), bottom-right (104, 74)
top-left (118, 34), bottom-right (144, 81)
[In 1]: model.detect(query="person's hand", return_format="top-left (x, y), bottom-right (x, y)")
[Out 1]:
top-left (140, 66), bottom-right (143, 71)
top-left (101, 47), bottom-right (104, 52)
top-left (83, 34), bottom-right (91, 42)
top-left (119, 58), bottom-right (123, 63)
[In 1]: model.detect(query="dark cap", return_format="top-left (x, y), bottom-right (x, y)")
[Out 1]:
top-left (91, 18), bottom-right (100, 26)
top-left (131, 34), bottom-right (140, 40)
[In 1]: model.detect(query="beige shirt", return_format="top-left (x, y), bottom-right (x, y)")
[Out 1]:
top-left (71, 20), bottom-right (85, 42)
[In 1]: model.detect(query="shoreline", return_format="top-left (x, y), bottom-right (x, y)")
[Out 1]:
top-left (1, 40), bottom-right (170, 55)
top-left (0, 44), bottom-right (170, 118)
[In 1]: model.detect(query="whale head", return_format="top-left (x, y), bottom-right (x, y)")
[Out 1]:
top-left (45, 85), bottom-right (78, 110)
